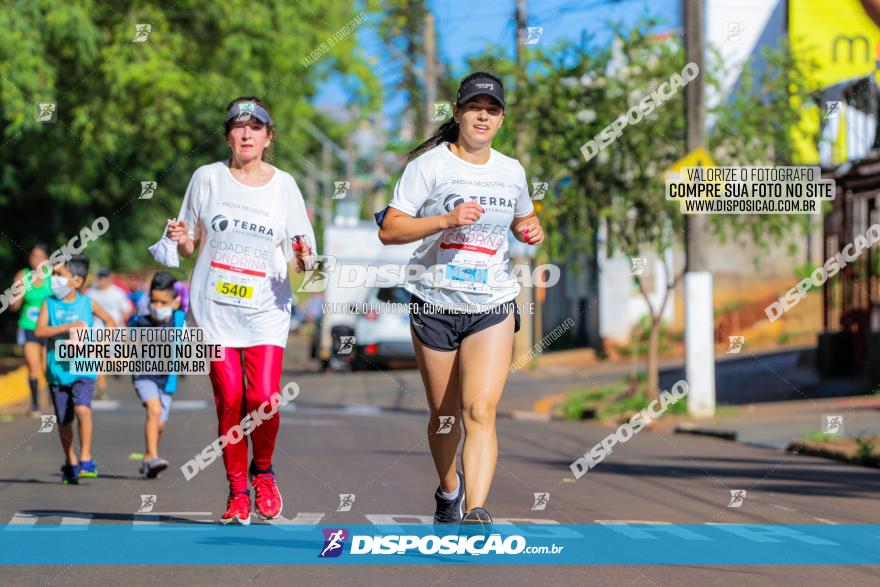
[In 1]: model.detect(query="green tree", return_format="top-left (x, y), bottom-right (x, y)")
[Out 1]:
top-left (0, 0), bottom-right (379, 287)
top-left (377, 0), bottom-right (428, 136)
top-left (478, 22), bottom-right (819, 398)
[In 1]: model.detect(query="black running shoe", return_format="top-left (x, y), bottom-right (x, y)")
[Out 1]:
top-left (460, 507), bottom-right (493, 535)
top-left (60, 463), bottom-right (79, 485)
top-left (433, 472), bottom-right (464, 525)
top-left (145, 457), bottom-right (169, 479)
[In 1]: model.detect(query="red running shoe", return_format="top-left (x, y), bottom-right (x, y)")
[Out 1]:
top-left (252, 473), bottom-right (283, 520)
top-left (220, 491), bottom-right (252, 525)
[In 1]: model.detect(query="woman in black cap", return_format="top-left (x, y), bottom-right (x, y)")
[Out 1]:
top-left (378, 72), bottom-right (544, 532)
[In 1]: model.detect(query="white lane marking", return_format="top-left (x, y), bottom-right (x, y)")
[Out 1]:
top-left (91, 400), bottom-right (120, 410)
top-left (342, 405), bottom-right (384, 415)
top-left (281, 419), bottom-right (342, 426)
top-left (267, 512), bottom-right (325, 526)
top-left (9, 512), bottom-right (93, 525)
top-left (8, 513), bottom-right (841, 528)
top-left (170, 400), bottom-right (208, 409)
top-left (511, 411), bottom-right (551, 422)
top-left (91, 400), bottom-right (208, 410)
top-left (141, 512), bottom-right (212, 515)
top-left (8, 512), bottom-right (40, 525)
top-left (365, 514), bottom-right (433, 525)
top-left (595, 519), bottom-right (671, 525)
top-left (133, 512), bottom-right (214, 525)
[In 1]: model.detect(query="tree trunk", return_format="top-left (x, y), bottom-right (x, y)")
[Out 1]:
top-left (646, 319), bottom-right (661, 401)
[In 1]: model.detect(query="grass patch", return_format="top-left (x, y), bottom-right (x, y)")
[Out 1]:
top-left (715, 299), bottom-right (749, 316)
top-left (776, 331), bottom-right (815, 346)
top-left (561, 382), bottom-right (625, 421)
top-left (715, 405), bottom-right (739, 418)
top-left (616, 316), bottom-right (680, 358)
top-left (0, 343), bottom-right (21, 358)
top-left (597, 390), bottom-right (689, 421)
top-left (561, 374), bottom-right (688, 421)
top-left (856, 435), bottom-right (876, 460)
top-left (803, 429), bottom-right (837, 443)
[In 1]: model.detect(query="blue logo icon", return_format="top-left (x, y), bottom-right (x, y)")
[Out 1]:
top-left (319, 528), bottom-right (348, 558)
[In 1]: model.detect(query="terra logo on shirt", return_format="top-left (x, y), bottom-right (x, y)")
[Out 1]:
top-left (443, 194), bottom-right (467, 211)
top-left (210, 214), bottom-right (274, 240)
top-left (442, 194), bottom-right (516, 212)
top-left (211, 215), bottom-right (229, 231)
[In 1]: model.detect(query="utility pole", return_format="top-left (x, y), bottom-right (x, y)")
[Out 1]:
top-left (423, 11), bottom-right (438, 138)
top-left (512, 0), bottom-right (535, 362)
top-left (683, 0), bottom-right (715, 417)
top-left (373, 109), bottom-right (388, 215)
top-left (345, 106), bottom-right (357, 224)
top-left (514, 0), bottom-right (527, 164)
top-left (406, 0), bottom-right (424, 135)
top-left (322, 142), bottom-right (332, 226)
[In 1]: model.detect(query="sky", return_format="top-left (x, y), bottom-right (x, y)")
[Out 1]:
top-left (314, 0), bottom-right (681, 114)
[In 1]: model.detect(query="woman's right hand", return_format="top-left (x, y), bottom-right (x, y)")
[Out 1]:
top-left (440, 201), bottom-right (484, 229)
top-left (166, 220), bottom-right (190, 245)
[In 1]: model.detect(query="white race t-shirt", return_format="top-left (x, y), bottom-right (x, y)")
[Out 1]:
top-left (177, 161), bottom-right (317, 348)
top-left (86, 285), bottom-right (132, 326)
top-left (388, 142), bottom-right (534, 311)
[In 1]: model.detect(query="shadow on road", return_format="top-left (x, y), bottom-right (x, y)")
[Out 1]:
top-left (12, 510), bottom-right (214, 524)
top-left (579, 459), bottom-right (880, 498)
top-left (658, 348), bottom-right (866, 405)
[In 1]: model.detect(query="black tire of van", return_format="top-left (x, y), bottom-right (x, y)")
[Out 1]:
top-left (330, 324), bottom-right (356, 370)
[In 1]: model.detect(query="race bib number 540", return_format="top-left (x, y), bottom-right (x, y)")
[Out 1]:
top-left (208, 264), bottom-right (262, 309)
top-left (216, 280), bottom-right (253, 300)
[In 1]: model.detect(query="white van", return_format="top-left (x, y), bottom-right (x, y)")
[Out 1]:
top-left (308, 221), bottom-right (419, 371)
top-left (351, 285), bottom-right (416, 370)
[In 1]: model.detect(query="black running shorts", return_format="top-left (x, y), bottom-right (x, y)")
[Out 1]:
top-left (408, 293), bottom-right (520, 351)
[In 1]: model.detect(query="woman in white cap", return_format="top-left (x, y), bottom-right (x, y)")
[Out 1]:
top-left (164, 96), bottom-right (317, 525)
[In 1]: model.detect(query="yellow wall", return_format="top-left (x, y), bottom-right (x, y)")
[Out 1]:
top-left (790, 0), bottom-right (880, 163)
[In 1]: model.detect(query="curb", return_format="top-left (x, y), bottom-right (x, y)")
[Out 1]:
top-left (0, 365), bottom-right (32, 412)
top-left (673, 423), bottom-right (738, 441)
top-left (510, 410), bottom-right (552, 422)
top-left (786, 440), bottom-right (880, 469)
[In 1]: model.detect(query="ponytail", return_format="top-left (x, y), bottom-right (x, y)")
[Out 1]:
top-left (407, 120), bottom-right (459, 162)
top-left (407, 70), bottom-right (504, 162)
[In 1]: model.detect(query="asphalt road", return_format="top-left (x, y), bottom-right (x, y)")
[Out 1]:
top-left (0, 335), bottom-right (878, 585)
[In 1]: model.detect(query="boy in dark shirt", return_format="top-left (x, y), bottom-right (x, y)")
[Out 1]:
top-left (131, 271), bottom-right (184, 478)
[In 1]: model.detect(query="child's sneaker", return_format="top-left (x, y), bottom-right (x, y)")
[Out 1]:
top-left (220, 491), bottom-right (252, 525)
top-left (61, 463), bottom-right (80, 485)
top-left (140, 457), bottom-right (169, 479)
top-left (78, 459), bottom-right (98, 478)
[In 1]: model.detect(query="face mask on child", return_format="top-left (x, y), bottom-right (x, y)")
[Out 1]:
top-left (50, 276), bottom-right (73, 299)
top-left (150, 304), bottom-right (173, 322)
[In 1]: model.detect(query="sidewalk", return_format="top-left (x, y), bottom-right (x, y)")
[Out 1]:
top-left (670, 394), bottom-right (880, 450)
top-left (533, 344), bottom-right (880, 458)
top-left (0, 358), bottom-right (44, 414)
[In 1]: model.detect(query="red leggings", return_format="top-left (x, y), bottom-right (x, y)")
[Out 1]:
top-left (209, 345), bottom-right (284, 494)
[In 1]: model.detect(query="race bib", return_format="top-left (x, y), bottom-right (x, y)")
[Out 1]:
top-left (207, 263), bottom-right (263, 309)
top-left (442, 258), bottom-right (492, 294)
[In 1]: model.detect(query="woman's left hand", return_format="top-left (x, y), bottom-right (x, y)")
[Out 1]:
top-left (291, 236), bottom-right (316, 273)
top-left (514, 219), bottom-right (544, 246)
